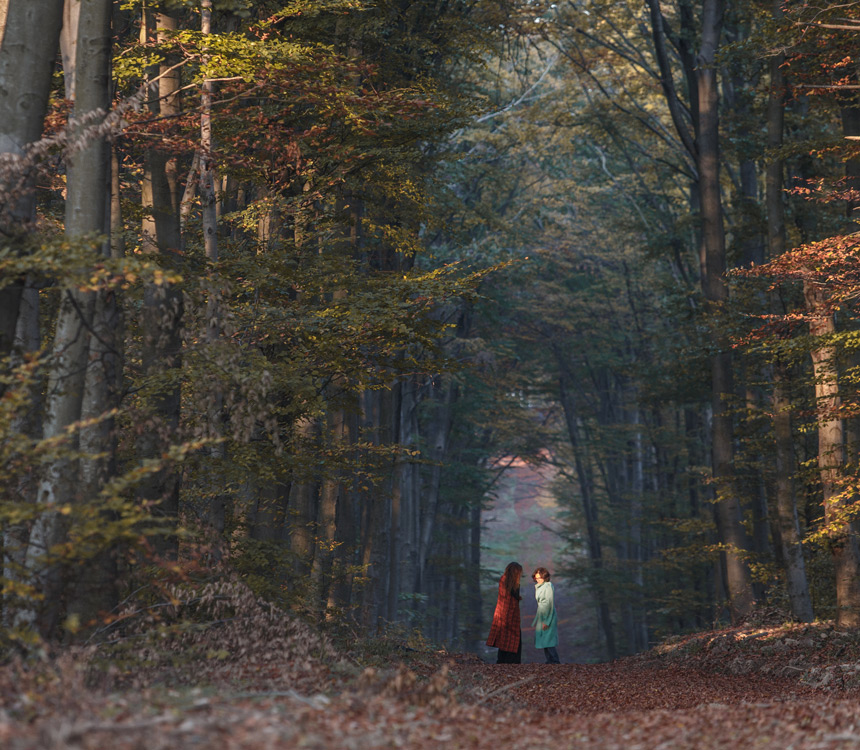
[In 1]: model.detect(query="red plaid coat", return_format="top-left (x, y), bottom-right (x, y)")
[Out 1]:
top-left (486, 577), bottom-right (521, 652)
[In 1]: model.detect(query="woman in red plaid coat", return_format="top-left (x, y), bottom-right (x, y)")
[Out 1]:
top-left (486, 561), bottom-right (523, 663)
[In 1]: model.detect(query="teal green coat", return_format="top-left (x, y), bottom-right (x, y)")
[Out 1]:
top-left (532, 581), bottom-right (558, 649)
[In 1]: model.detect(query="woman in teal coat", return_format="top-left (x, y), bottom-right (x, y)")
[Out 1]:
top-left (531, 567), bottom-right (559, 663)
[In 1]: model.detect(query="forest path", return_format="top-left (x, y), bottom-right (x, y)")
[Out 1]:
top-left (3, 660), bottom-right (858, 749)
top-left (466, 659), bottom-right (817, 714)
top-left (448, 658), bottom-right (857, 748)
top-left (6, 626), bottom-right (860, 749)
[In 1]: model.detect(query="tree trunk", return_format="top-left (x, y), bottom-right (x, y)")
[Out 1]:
top-left (646, 0), bottom-right (754, 621)
top-left (386, 382), bottom-right (404, 623)
top-left (416, 378), bottom-right (456, 593)
top-left (765, 40), bottom-right (813, 623)
top-left (21, 0), bottom-right (112, 637)
top-left (359, 389), bottom-right (389, 630)
top-left (836, 67), bottom-right (860, 625)
top-left (727, 54), bottom-right (770, 593)
top-left (0, 0), bottom-right (64, 364)
top-left (804, 282), bottom-right (860, 626)
top-left (558, 368), bottom-right (616, 660)
top-left (288, 416), bottom-right (318, 577)
top-left (2, 278), bottom-right (40, 627)
top-left (75, 286), bottom-right (121, 628)
top-left (310, 407), bottom-right (346, 620)
top-left (696, 0), bottom-right (754, 622)
top-left (200, 0), bottom-right (217, 262)
top-left (328, 408), bottom-right (360, 613)
top-left (197, 0), bottom-right (229, 547)
top-left (75, 147), bottom-right (124, 631)
top-left (628, 402), bottom-right (648, 651)
top-left (59, 0), bottom-right (81, 100)
top-left (137, 10), bottom-right (183, 558)
top-left (772, 364), bottom-right (813, 621)
top-left (310, 473), bottom-right (338, 620)
top-left (397, 375), bottom-right (420, 612)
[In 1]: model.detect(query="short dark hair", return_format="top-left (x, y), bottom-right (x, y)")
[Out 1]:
top-left (532, 567), bottom-right (551, 582)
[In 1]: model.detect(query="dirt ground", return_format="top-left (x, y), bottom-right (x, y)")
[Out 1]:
top-left (4, 620), bottom-right (860, 749)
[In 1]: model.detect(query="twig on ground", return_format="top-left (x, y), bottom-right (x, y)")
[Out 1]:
top-left (472, 672), bottom-right (540, 705)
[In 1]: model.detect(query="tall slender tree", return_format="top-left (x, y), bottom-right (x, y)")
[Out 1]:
top-left (764, 10), bottom-right (813, 622)
top-left (0, 0), bottom-right (64, 361)
top-left (19, 0), bottom-right (113, 636)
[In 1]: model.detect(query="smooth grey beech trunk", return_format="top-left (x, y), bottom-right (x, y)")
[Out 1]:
top-left (359, 388), bottom-right (389, 630)
top-left (645, 0), bottom-right (754, 623)
top-left (137, 10), bottom-right (184, 558)
top-left (310, 406), bottom-right (345, 620)
top-left (0, 0), bottom-right (64, 365)
top-left (288, 416), bottom-right (319, 578)
top-left (416, 376), bottom-right (456, 594)
top-left (765, 37), bottom-right (814, 624)
top-left (558, 364), bottom-right (616, 661)
top-left (196, 0), bottom-right (230, 551)
top-left (798, 94), bottom-right (860, 626)
top-left (695, 0), bottom-right (754, 623)
top-left (725, 48), bottom-right (771, 584)
top-left (386, 381), bottom-right (406, 623)
top-left (200, 0), bottom-right (217, 264)
top-left (328, 408), bottom-right (359, 611)
top-left (59, 0), bottom-right (80, 100)
top-left (69, 0), bottom-right (119, 631)
top-left (20, 0), bottom-right (112, 637)
top-left (833, 77), bottom-right (860, 627)
top-left (804, 280), bottom-right (860, 627)
top-left (395, 375), bottom-right (420, 618)
top-left (2, 280), bottom-right (40, 627)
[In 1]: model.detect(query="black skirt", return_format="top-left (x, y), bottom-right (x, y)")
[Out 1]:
top-left (496, 633), bottom-right (522, 663)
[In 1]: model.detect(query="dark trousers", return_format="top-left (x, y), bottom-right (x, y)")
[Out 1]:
top-left (496, 635), bottom-right (522, 664)
top-left (543, 646), bottom-right (560, 664)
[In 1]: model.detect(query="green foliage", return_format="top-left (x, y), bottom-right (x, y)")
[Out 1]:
top-left (0, 0), bottom-right (521, 651)
top-left (0, 356), bottom-right (213, 648)
top-left (14, 0), bottom-right (860, 663)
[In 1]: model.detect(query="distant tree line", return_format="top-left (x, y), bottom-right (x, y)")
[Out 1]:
top-left (459, 0), bottom-right (860, 658)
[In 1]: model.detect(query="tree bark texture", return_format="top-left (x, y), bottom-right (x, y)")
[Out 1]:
top-left (20, 0), bottom-right (112, 636)
top-left (328, 409), bottom-right (359, 612)
top-left (644, 0), bottom-right (754, 622)
top-left (76, 142), bottom-right (122, 629)
top-left (765, 42), bottom-right (814, 623)
top-left (696, 0), bottom-right (754, 622)
top-left (0, 0), bottom-right (64, 362)
top-left (2, 279), bottom-right (40, 626)
top-left (386, 382), bottom-right (405, 623)
top-left (200, 0), bottom-right (217, 263)
top-left (397, 376), bottom-right (420, 613)
top-left (59, 0), bottom-right (81, 100)
top-left (804, 282), bottom-right (860, 627)
top-left (137, 10), bottom-right (184, 558)
top-left (416, 377), bottom-right (456, 593)
top-left (359, 389), bottom-right (389, 631)
top-left (559, 369), bottom-right (616, 660)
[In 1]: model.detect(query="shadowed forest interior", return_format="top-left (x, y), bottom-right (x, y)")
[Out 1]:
top-left (5, 0), bottom-right (860, 664)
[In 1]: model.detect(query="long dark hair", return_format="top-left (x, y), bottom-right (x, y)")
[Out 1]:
top-left (502, 561), bottom-right (523, 600)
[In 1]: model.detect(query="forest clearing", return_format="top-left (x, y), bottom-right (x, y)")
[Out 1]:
top-left (8, 0), bottom-right (860, 747)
